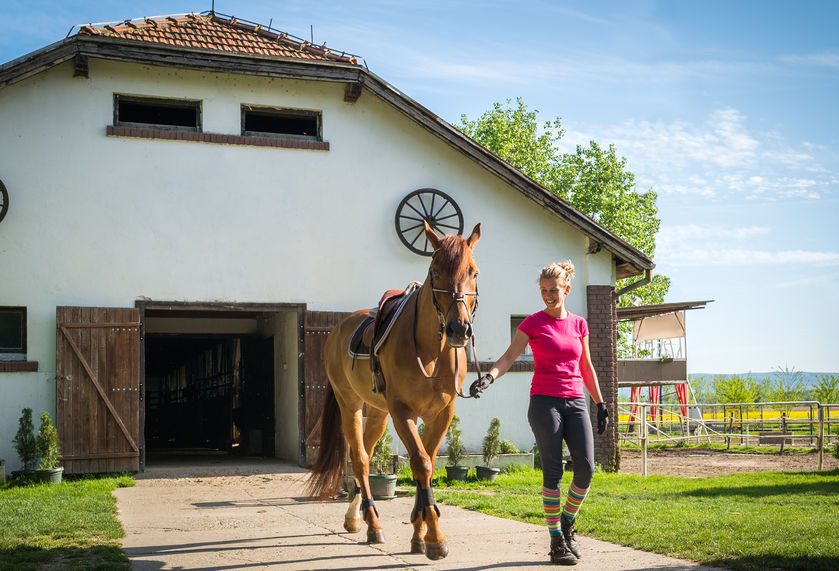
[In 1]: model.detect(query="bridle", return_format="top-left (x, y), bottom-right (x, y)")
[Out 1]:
top-left (412, 249), bottom-right (483, 396)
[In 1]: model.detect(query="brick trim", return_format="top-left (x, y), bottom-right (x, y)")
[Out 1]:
top-left (107, 125), bottom-right (330, 150)
top-left (467, 360), bottom-right (533, 373)
top-left (0, 361), bottom-right (39, 372)
top-left (587, 285), bottom-right (618, 471)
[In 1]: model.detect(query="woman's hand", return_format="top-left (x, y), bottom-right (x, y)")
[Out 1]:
top-left (596, 402), bottom-right (609, 434)
top-left (469, 373), bottom-right (495, 398)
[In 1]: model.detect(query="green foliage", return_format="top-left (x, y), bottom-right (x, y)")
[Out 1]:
top-left (0, 475), bottom-right (134, 569)
top-left (370, 427), bottom-right (394, 474)
top-left (713, 374), bottom-right (759, 403)
top-left (482, 417), bottom-right (502, 466)
top-left (499, 439), bottom-right (519, 454)
top-left (459, 98), bottom-right (668, 314)
top-left (445, 415), bottom-right (465, 467)
top-left (36, 412), bottom-right (61, 471)
top-left (434, 468), bottom-right (839, 569)
top-left (13, 408), bottom-right (38, 471)
top-left (812, 375), bottom-right (839, 404)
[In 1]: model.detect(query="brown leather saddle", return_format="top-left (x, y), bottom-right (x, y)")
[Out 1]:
top-left (349, 282), bottom-right (421, 394)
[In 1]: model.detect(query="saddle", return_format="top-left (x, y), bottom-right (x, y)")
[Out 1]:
top-left (349, 281), bottom-right (421, 394)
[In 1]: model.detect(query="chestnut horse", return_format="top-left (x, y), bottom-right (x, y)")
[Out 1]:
top-left (306, 221), bottom-right (481, 560)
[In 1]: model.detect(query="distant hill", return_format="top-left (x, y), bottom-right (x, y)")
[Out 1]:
top-left (689, 372), bottom-right (838, 388)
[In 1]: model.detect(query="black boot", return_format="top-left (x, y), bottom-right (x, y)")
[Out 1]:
top-left (561, 515), bottom-right (581, 559)
top-left (549, 532), bottom-right (578, 565)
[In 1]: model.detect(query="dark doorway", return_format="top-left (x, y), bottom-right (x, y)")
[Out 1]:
top-left (144, 335), bottom-right (274, 456)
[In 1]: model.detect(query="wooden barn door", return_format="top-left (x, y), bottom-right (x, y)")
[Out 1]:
top-left (302, 311), bottom-right (350, 466)
top-left (56, 306), bottom-right (141, 474)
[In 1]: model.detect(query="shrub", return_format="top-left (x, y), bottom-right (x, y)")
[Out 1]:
top-left (36, 411), bottom-right (62, 470)
top-left (499, 439), bottom-right (519, 454)
top-left (482, 417), bottom-right (501, 467)
top-left (370, 427), bottom-right (394, 474)
top-left (12, 408), bottom-right (38, 471)
top-left (446, 415), bottom-right (465, 466)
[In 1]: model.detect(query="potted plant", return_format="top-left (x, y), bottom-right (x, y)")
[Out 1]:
top-left (444, 415), bottom-right (468, 481)
top-left (12, 407), bottom-right (38, 477)
top-left (476, 417), bottom-right (502, 481)
top-left (368, 427), bottom-right (397, 499)
top-left (35, 411), bottom-right (63, 484)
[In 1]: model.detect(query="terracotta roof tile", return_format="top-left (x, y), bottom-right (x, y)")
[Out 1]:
top-left (74, 12), bottom-right (360, 65)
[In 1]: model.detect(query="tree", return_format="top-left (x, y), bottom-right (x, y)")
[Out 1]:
top-left (459, 98), bottom-right (668, 356)
top-left (812, 375), bottom-right (839, 404)
top-left (713, 374), bottom-right (759, 404)
top-left (767, 365), bottom-right (806, 413)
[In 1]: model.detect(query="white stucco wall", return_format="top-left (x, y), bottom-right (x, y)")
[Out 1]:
top-left (0, 57), bottom-right (615, 469)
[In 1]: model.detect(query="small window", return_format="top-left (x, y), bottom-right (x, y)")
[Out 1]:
top-left (0, 307), bottom-right (26, 361)
top-left (510, 315), bottom-right (533, 361)
top-left (115, 95), bottom-right (201, 131)
top-left (241, 105), bottom-right (321, 140)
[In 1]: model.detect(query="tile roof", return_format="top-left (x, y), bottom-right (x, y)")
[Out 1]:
top-left (74, 12), bottom-right (360, 65)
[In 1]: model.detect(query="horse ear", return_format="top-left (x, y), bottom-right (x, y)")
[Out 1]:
top-left (424, 220), bottom-right (442, 251)
top-left (465, 223), bottom-right (481, 250)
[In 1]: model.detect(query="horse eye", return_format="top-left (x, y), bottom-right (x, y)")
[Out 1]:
top-left (432, 270), bottom-right (440, 279)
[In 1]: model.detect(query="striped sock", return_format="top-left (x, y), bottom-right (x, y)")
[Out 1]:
top-left (562, 482), bottom-right (589, 521)
top-left (542, 486), bottom-right (563, 534)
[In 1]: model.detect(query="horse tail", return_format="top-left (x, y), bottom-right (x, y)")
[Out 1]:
top-left (305, 382), bottom-right (345, 500)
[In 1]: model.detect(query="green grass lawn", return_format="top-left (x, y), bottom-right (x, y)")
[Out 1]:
top-left (0, 474), bottom-right (134, 570)
top-left (420, 466), bottom-right (839, 570)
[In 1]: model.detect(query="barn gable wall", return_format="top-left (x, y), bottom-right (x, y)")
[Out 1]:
top-left (0, 56), bottom-right (615, 468)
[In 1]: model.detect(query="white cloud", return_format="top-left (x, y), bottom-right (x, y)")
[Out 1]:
top-left (659, 249), bottom-right (839, 267)
top-left (561, 107), bottom-right (835, 201)
top-left (781, 51), bottom-right (839, 68)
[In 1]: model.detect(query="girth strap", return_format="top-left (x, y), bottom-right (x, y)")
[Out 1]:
top-left (410, 483), bottom-right (440, 523)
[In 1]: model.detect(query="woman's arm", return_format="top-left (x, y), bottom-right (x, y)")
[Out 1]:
top-left (486, 329), bottom-right (530, 381)
top-left (579, 335), bottom-right (604, 404)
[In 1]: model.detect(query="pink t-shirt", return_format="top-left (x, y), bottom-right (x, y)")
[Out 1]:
top-left (517, 310), bottom-right (589, 398)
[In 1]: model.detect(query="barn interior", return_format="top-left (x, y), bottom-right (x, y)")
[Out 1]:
top-left (140, 305), bottom-right (301, 466)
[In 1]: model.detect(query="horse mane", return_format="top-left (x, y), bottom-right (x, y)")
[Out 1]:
top-left (434, 234), bottom-right (474, 281)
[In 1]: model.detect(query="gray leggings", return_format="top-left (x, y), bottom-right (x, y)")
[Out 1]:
top-left (528, 395), bottom-right (595, 490)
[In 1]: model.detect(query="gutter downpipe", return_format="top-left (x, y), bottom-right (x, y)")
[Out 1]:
top-left (615, 268), bottom-right (652, 300)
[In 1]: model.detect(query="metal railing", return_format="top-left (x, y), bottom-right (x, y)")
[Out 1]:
top-left (617, 400), bottom-right (839, 476)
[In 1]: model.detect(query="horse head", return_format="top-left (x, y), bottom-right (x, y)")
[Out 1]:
top-left (423, 220), bottom-right (481, 348)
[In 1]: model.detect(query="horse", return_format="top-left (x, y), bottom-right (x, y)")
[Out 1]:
top-left (306, 220), bottom-right (481, 560)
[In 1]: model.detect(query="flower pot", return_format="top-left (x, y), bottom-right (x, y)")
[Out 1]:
top-left (445, 465), bottom-right (469, 481)
top-left (34, 467), bottom-right (63, 484)
top-left (369, 474), bottom-right (397, 499)
top-left (476, 465), bottom-right (501, 482)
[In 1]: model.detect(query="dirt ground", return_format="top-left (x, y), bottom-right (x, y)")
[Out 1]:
top-left (618, 447), bottom-right (839, 477)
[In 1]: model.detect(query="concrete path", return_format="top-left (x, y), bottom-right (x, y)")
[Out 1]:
top-left (114, 458), bottom-right (725, 570)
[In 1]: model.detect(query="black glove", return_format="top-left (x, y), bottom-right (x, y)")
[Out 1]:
top-left (469, 373), bottom-right (494, 398)
top-left (597, 402), bottom-right (609, 434)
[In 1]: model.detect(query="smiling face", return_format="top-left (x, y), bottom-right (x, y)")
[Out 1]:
top-left (540, 277), bottom-right (570, 315)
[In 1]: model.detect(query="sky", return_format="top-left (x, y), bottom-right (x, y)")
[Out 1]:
top-left (1, 1), bottom-right (837, 375)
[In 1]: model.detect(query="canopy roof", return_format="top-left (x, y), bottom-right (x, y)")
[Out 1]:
top-left (616, 300), bottom-right (713, 322)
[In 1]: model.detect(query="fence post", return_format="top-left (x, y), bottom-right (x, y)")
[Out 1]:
top-left (641, 403), bottom-right (648, 477)
top-left (780, 412), bottom-right (787, 455)
top-left (818, 404), bottom-right (824, 471)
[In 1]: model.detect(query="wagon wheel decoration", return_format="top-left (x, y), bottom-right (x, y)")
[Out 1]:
top-left (395, 188), bottom-right (464, 256)
top-left (0, 179), bottom-right (8, 224)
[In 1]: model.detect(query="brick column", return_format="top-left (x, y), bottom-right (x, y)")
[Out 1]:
top-left (586, 285), bottom-right (618, 471)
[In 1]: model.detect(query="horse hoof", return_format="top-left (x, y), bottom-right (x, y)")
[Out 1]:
top-left (367, 529), bottom-right (386, 544)
top-left (410, 540), bottom-right (426, 554)
top-left (425, 541), bottom-right (448, 560)
top-left (344, 517), bottom-right (361, 533)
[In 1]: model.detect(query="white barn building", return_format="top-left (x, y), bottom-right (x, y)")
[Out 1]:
top-left (0, 12), bottom-right (653, 474)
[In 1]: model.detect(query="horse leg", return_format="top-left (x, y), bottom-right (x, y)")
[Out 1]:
top-left (390, 403), bottom-right (448, 560)
top-left (343, 482), bottom-right (362, 533)
top-left (360, 407), bottom-right (389, 543)
top-left (414, 407), bottom-right (456, 560)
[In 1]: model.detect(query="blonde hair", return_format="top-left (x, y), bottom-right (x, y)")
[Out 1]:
top-left (539, 260), bottom-right (575, 287)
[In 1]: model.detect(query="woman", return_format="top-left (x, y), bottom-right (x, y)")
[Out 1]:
top-left (470, 261), bottom-right (609, 566)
